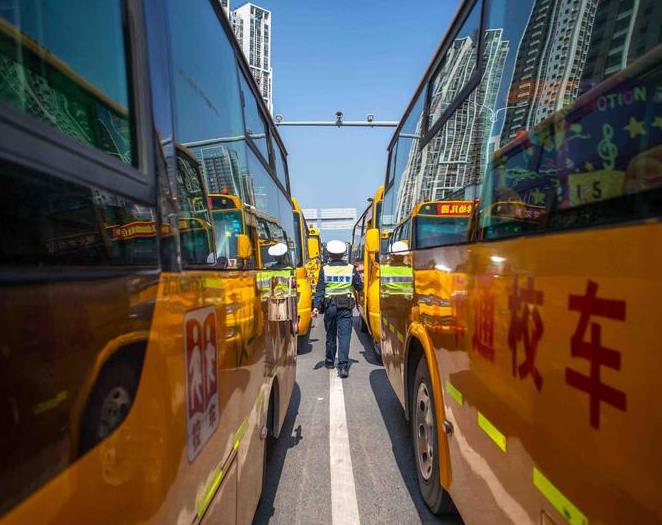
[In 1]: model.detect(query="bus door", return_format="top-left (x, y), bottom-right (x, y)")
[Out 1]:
top-left (380, 219), bottom-right (414, 400)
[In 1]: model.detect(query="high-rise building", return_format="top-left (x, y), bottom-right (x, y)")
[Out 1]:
top-left (582, 0), bottom-right (662, 88)
top-left (393, 28), bottom-right (509, 222)
top-left (220, 0), bottom-right (230, 17)
top-left (228, 2), bottom-right (273, 113)
top-left (501, 0), bottom-right (599, 143)
top-left (194, 145), bottom-right (255, 205)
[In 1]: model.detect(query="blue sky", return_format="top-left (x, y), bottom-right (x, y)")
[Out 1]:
top-left (239, 0), bottom-right (460, 240)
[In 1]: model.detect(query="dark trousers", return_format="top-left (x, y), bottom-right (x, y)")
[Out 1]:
top-left (324, 303), bottom-right (353, 366)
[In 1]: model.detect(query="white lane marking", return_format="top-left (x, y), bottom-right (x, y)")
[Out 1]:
top-left (329, 369), bottom-right (360, 525)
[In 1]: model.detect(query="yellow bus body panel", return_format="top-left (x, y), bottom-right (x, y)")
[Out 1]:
top-left (381, 221), bottom-right (662, 524)
top-left (1, 270), bottom-right (296, 525)
top-left (357, 185), bottom-right (384, 343)
top-left (296, 266), bottom-right (312, 336)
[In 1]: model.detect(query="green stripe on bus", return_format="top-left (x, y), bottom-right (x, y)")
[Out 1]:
top-left (477, 412), bottom-right (506, 452)
top-left (445, 380), bottom-right (463, 406)
top-left (197, 466), bottom-right (225, 518)
top-left (233, 417), bottom-right (249, 450)
top-left (533, 467), bottom-right (588, 525)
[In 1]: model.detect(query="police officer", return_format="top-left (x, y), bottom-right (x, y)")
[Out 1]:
top-left (312, 240), bottom-right (363, 378)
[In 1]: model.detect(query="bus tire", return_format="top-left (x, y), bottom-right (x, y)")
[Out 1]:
top-left (78, 359), bottom-right (140, 456)
top-left (410, 357), bottom-right (454, 515)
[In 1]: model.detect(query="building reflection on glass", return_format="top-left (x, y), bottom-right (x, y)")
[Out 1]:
top-left (385, 0), bottom-right (662, 237)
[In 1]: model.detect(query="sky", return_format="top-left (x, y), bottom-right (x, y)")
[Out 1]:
top-left (241, 0), bottom-right (460, 240)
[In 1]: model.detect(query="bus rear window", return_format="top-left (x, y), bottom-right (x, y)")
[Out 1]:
top-left (0, 0), bottom-right (135, 165)
top-left (414, 216), bottom-right (469, 249)
top-left (212, 210), bottom-right (242, 268)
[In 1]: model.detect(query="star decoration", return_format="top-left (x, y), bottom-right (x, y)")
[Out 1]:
top-left (624, 117), bottom-right (646, 138)
top-left (652, 116), bottom-right (662, 131)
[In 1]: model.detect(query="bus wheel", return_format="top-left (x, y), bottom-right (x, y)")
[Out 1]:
top-left (410, 357), bottom-right (453, 515)
top-left (79, 360), bottom-right (139, 456)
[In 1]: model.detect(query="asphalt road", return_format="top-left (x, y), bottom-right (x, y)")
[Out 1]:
top-left (253, 314), bottom-right (465, 525)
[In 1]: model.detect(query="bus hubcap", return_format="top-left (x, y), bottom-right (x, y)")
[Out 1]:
top-left (415, 381), bottom-right (434, 481)
top-left (98, 386), bottom-right (131, 439)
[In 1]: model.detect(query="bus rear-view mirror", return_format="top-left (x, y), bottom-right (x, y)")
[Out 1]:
top-left (307, 237), bottom-right (320, 259)
top-left (237, 234), bottom-right (252, 259)
top-left (366, 228), bottom-right (379, 253)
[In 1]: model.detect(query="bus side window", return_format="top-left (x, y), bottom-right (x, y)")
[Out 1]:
top-left (479, 64), bottom-right (662, 240)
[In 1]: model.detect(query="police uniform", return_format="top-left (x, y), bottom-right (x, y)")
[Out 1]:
top-left (313, 241), bottom-right (363, 375)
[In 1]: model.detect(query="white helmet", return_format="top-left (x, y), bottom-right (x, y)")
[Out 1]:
top-left (268, 242), bottom-right (288, 257)
top-left (326, 240), bottom-right (346, 255)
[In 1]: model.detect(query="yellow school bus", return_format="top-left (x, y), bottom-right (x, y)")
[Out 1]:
top-left (291, 197), bottom-right (318, 337)
top-left (376, 0), bottom-right (662, 523)
top-left (0, 2), bottom-right (297, 524)
top-left (351, 185), bottom-right (384, 359)
top-left (306, 226), bottom-right (322, 288)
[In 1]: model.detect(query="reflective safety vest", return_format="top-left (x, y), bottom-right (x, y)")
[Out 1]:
top-left (323, 264), bottom-right (354, 297)
top-left (272, 270), bottom-right (292, 297)
top-left (257, 270), bottom-right (292, 298)
top-left (381, 264), bottom-right (414, 296)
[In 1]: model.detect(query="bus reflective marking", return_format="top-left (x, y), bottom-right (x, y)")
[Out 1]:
top-left (32, 390), bottom-right (68, 415)
top-left (329, 369), bottom-right (360, 525)
top-left (477, 412), bottom-right (506, 453)
top-left (533, 467), bottom-right (588, 525)
top-left (233, 417), bottom-right (249, 450)
top-left (196, 466), bottom-right (226, 519)
top-left (445, 380), bottom-right (463, 406)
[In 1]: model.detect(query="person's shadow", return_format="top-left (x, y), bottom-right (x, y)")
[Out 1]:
top-left (352, 316), bottom-right (382, 366)
top-left (253, 383), bottom-right (303, 524)
top-left (297, 331), bottom-right (315, 355)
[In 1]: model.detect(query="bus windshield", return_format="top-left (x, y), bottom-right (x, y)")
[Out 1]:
top-left (212, 209), bottom-right (242, 267)
top-left (414, 216), bottom-right (469, 249)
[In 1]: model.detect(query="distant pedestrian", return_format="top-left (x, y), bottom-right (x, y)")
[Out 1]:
top-left (312, 240), bottom-right (363, 378)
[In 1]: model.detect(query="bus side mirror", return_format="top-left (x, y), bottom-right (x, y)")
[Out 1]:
top-left (366, 228), bottom-right (379, 254)
top-left (237, 234), bottom-right (252, 259)
top-left (307, 238), bottom-right (320, 259)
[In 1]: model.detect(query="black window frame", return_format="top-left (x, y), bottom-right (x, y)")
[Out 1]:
top-left (0, 0), bottom-right (157, 207)
top-left (421, 0), bottom-right (486, 147)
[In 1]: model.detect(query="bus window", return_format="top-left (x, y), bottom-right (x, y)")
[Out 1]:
top-left (412, 200), bottom-right (474, 249)
top-left (0, 0), bottom-right (135, 165)
top-left (175, 147), bottom-right (214, 266)
top-left (426, 0), bottom-right (482, 131)
top-left (272, 139), bottom-right (289, 190)
top-left (414, 216), bottom-right (469, 248)
top-left (479, 63), bottom-right (662, 240)
top-left (239, 69), bottom-right (271, 163)
top-left (212, 209), bottom-right (242, 267)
